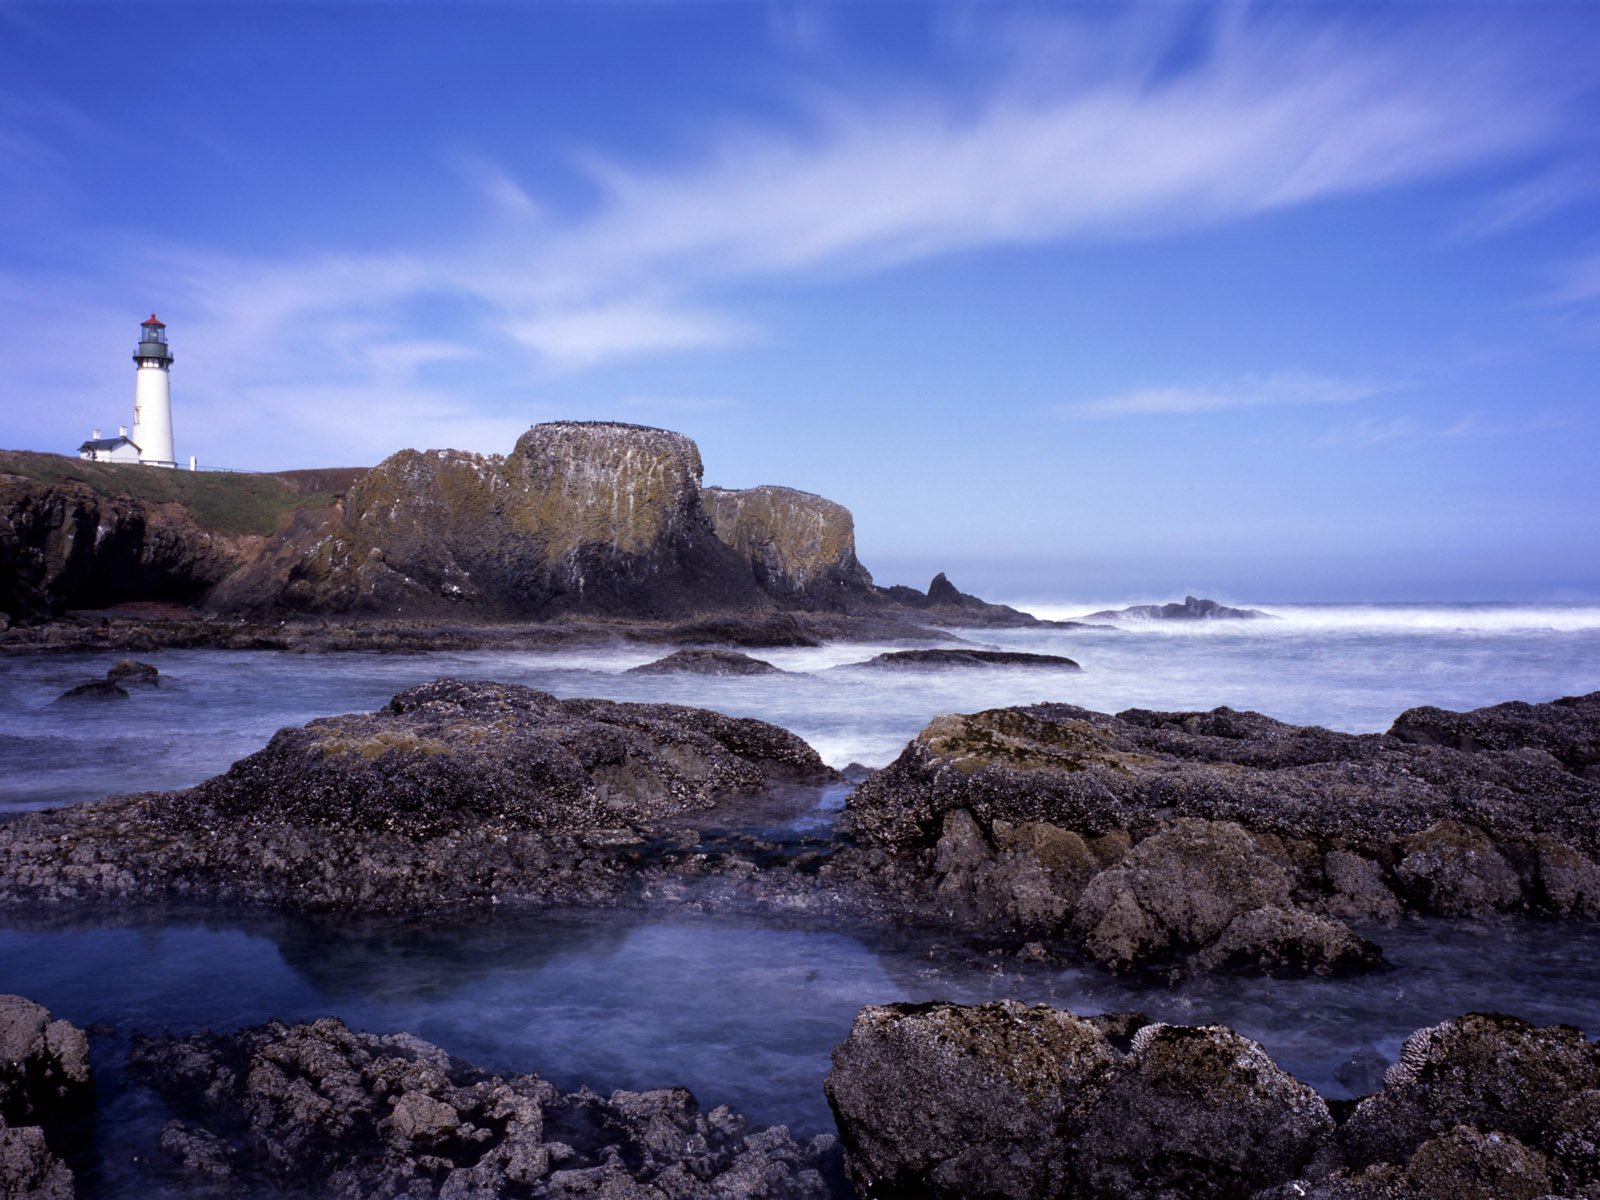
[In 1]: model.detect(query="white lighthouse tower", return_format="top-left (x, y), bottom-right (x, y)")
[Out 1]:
top-left (130, 314), bottom-right (176, 467)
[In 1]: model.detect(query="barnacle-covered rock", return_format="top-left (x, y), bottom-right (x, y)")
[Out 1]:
top-left (0, 995), bottom-right (94, 1200)
top-left (130, 1016), bottom-right (835, 1199)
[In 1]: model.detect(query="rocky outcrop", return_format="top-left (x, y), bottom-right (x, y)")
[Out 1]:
top-left (627, 648), bottom-right (784, 675)
top-left (827, 1003), bottom-right (1600, 1200)
top-left (128, 1016), bottom-right (836, 1199)
top-left (0, 451), bottom-right (357, 625)
top-left (0, 995), bottom-right (94, 1200)
top-left (845, 692), bottom-right (1600, 971)
top-left (1084, 595), bottom-right (1274, 620)
top-left (878, 572), bottom-right (1054, 627)
top-left (282, 425), bottom-right (771, 620)
top-left (0, 679), bottom-right (837, 912)
top-left (848, 648), bottom-right (1081, 670)
top-left (701, 484), bottom-right (875, 611)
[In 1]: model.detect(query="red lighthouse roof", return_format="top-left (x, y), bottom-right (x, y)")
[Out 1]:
top-left (141, 313), bottom-right (164, 326)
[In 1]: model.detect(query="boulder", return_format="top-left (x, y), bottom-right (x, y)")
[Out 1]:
top-left (1389, 691), bottom-right (1600, 780)
top-left (129, 1016), bottom-right (836, 1199)
top-left (51, 679), bottom-right (128, 703)
top-left (1341, 1013), bottom-right (1600, 1174)
top-left (105, 658), bottom-right (159, 685)
top-left (826, 1002), bottom-right (1331, 1200)
top-left (625, 648), bottom-right (783, 676)
top-left (825, 1000), bottom-right (1119, 1198)
top-left (0, 995), bottom-right (94, 1200)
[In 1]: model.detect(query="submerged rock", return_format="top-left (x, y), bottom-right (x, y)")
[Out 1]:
top-left (0, 995), bottom-right (94, 1200)
top-left (129, 1016), bottom-right (837, 1199)
top-left (626, 648), bottom-right (784, 676)
top-left (1083, 595), bottom-right (1275, 621)
top-left (105, 658), bottom-right (159, 685)
top-left (829, 1003), bottom-right (1600, 1200)
top-left (849, 648), bottom-right (1081, 670)
top-left (51, 679), bottom-right (128, 703)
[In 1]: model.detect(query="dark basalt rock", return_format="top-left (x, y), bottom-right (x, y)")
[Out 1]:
top-left (826, 1001), bottom-right (1332, 1200)
top-left (1084, 595), bottom-right (1274, 621)
top-left (876, 573), bottom-right (1054, 628)
top-left (166, 678), bottom-right (836, 839)
top-left (51, 678), bottom-right (128, 703)
top-left (0, 995), bottom-right (94, 1200)
top-left (129, 1016), bottom-right (837, 1199)
top-left (828, 1003), bottom-right (1600, 1200)
top-left (845, 692), bottom-right (1600, 970)
top-left (1390, 690), bottom-right (1600, 780)
top-left (0, 678), bottom-right (840, 914)
top-left (850, 648), bottom-right (1081, 671)
top-left (626, 648), bottom-right (784, 676)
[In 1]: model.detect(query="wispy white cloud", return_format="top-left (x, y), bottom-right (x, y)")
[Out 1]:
top-left (1059, 373), bottom-right (1383, 420)
top-left (5, 7), bottom-right (1590, 463)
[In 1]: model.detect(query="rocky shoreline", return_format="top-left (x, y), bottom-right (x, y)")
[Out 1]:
top-left (8, 988), bottom-right (1598, 1200)
top-left (3, 683), bottom-right (1598, 978)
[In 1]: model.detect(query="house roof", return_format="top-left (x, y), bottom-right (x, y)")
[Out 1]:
top-left (79, 436), bottom-right (140, 451)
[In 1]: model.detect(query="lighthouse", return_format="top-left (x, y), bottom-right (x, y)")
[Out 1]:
top-left (130, 314), bottom-right (175, 467)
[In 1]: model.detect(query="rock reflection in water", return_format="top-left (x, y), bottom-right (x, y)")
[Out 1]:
top-left (5, 908), bottom-right (1600, 1158)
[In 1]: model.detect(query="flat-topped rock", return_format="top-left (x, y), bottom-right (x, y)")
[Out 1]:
top-left (626, 648), bottom-right (784, 676)
top-left (850, 648), bottom-right (1081, 670)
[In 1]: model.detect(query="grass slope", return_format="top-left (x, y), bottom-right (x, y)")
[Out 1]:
top-left (0, 450), bottom-right (367, 536)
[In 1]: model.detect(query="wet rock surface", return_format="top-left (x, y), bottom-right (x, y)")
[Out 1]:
top-left (847, 648), bottom-right (1081, 670)
top-left (847, 691), bottom-right (1600, 970)
top-left (128, 1016), bottom-right (838, 1200)
top-left (0, 995), bottom-right (94, 1200)
top-left (827, 1003), bottom-right (1600, 1200)
top-left (626, 648), bottom-right (783, 676)
top-left (0, 678), bottom-right (839, 913)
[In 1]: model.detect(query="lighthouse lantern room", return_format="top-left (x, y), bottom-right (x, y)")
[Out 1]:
top-left (130, 314), bottom-right (176, 467)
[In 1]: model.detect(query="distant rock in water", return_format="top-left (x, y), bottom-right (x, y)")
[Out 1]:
top-left (701, 484), bottom-right (875, 612)
top-left (877, 572), bottom-right (1057, 628)
top-left (52, 679), bottom-right (128, 703)
top-left (1084, 595), bottom-right (1274, 621)
top-left (626, 648), bottom-right (784, 676)
top-left (850, 649), bottom-right (1082, 671)
top-left (106, 658), bottom-right (159, 686)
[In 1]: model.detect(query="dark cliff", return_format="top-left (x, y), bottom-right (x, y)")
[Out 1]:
top-left (0, 451), bottom-right (357, 627)
top-left (701, 484), bottom-right (875, 611)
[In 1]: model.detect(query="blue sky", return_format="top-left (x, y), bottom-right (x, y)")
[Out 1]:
top-left (2, 2), bottom-right (1598, 602)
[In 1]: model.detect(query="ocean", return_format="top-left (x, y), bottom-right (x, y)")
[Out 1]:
top-left (2, 600), bottom-right (1598, 1196)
